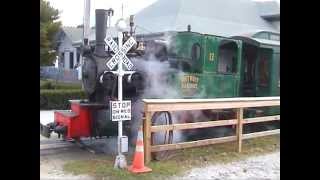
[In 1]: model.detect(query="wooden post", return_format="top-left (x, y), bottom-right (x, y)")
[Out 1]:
top-left (143, 111), bottom-right (152, 163)
top-left (236, 108), bottom-right (243, 153)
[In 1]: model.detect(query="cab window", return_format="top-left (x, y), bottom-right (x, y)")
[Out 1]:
top-left (217, 40), bottom-right (238, 74)
top-left (191, 43), bottom-right (201, 61)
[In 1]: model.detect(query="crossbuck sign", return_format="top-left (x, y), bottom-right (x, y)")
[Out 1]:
top-left (105, 36), bottom-right (136, 70)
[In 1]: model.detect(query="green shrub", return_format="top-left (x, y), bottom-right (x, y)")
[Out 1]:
top-left (40, 89), bottom-right (86, 110)
top-left (40, 80), bottom-right (82, 90)
top-left (53, 83), bottom-right (82, 90)
top-left (40, 80), bottom-right (54, 89)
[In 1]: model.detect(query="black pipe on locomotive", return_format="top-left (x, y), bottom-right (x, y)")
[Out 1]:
top-left (82, 9), bottom-right (144, 102)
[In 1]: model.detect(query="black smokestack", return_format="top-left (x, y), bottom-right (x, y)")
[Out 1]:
top-left (94, 9), bottom-right (107, 57)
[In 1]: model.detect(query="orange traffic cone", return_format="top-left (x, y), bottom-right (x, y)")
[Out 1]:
top-left (128, 126), bottom-right (152, 173)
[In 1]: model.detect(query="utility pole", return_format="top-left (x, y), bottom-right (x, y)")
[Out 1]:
top-left (79, 0), bottom-right (91, 81)
top-left (83, 0), bottom-right (91, 46)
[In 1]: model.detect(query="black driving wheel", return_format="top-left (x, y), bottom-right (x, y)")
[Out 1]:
top-left (151, 111), bottom-right (173, 160)
top-left (82, 57), bottom-right (97, 95)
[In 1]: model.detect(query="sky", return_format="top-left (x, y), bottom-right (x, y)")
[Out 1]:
top-left (47, 0), bottom-right (158, 27)
top-left (46, 0), bottom-right (280, 27)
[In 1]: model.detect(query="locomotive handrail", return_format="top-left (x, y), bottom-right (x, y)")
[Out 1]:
top-left (142, 96), bottom-right (280, 163)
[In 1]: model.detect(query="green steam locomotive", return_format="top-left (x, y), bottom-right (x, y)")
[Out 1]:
top-left (41, 10), bottom-right (280, 158)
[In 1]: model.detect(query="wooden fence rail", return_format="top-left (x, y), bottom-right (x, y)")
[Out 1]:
top-left (143, 97), bottom-right (280, 163)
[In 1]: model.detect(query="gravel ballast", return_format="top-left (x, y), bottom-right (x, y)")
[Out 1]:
top-left (174, 151), bottom-right (280, 180)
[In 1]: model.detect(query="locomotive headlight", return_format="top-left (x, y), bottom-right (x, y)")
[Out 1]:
top-left (100, 71), bottom-right (116, 90)
top-left (127, 72), bottom-right (144, 90)
top-left (136, 42), bottom-right (145, 51)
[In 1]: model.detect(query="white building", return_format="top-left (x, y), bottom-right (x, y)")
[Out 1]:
top-left (54, 26), bottom-right (84, 70)
top-left (54, 26), bottom-right (118, 70)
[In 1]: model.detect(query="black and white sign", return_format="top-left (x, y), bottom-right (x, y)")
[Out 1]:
top-left (110, 100), bottom-right (131, 121)
top-left (105, 36), bottom-right (136, 70)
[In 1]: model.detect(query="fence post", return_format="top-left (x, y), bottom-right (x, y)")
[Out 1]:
top-left (143, 111), bottom-right (152, 163)
top-left (236, 108), bottom-right (244, 153)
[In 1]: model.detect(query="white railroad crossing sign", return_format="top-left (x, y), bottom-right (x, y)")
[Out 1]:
top-left (105, 36), bottom-right (136, 70)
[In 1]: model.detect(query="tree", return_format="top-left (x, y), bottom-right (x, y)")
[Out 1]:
top-left (40, 0), bottom-right (61, 66)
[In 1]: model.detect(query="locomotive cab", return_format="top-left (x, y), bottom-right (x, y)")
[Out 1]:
top-left (231, 31), bottom-right (280, 98)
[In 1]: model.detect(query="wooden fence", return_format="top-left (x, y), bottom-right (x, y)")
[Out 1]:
top-left (40, 66), bottom-right (80, 83)
top-left (142, 97), bottom-right (280, 163)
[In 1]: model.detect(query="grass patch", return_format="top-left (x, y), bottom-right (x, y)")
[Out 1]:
top-left (64, 156), bottom-right (182, 180)
top-left (63, 135), bottom-right (280, 180)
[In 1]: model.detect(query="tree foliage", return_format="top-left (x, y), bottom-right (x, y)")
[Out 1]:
top-left (40, 0), bottom-right (61, 66)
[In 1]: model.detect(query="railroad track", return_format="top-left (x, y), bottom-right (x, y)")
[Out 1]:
top-left (40, 140), bottom-right (76, 150)
top-left (40, 137), bottom-right (109, 152)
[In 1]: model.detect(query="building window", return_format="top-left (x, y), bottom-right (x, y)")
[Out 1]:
top-left (191, 43), bottom-right (201, 61)
top-left (254, 32), bottom-right (280, 41)
top-left (270, 33), bottom-right (280, 41)
top-left (77, 53), bottom-right (80, 64)
top-left (217, 40), bottom-right (238, 74)
top-left (254, 32), bottom-right (269, 40)
top-left (70, 52), bottom-right (74, 69)
top-left (61, 53), bottom-right (65, 68)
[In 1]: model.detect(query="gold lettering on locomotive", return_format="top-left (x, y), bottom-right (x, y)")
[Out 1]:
top-left (209, 52), bottom-right (214, 61)
top-left (181, 75), bottom-right (199, 96)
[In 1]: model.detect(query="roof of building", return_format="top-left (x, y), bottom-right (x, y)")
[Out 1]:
top-left (56, 0), bottom-right (279, 46)
top-left (237, 29), bottom-right (279, 37)
top-left (255, 0), bottom-right (280, 18)
top-left (133, 0), bottom-right (279, 37)
top-left (62, 26), bottom-right (84, 42)
top-left (59, 26), bottom-right (120, 45)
